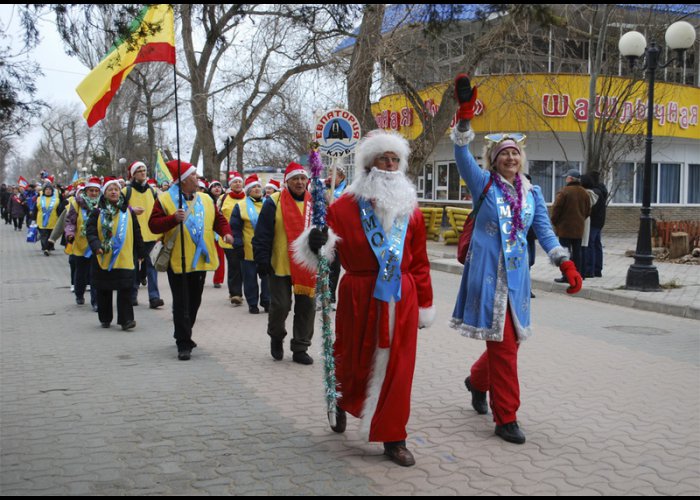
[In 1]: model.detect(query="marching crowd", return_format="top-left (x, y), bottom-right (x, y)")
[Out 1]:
top-left (1, 76), bottom-right (591, 468)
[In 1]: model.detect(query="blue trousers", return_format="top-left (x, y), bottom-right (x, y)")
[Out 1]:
top-left (241, 259), bottom-right (270, 307)
top-left (585, 226), bottom-right (603, 277)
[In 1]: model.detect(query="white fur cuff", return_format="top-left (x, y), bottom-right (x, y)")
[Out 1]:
top-left (451, 127), bottom-right (475, 146)
top-left (548, 246), bottom-right (570, 266)
top-left (291, 226), bottom-right (340, 272)
top-left (418, 305), bottom-right (436, 329)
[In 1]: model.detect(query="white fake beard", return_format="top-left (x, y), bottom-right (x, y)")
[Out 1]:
top-left (348, 167), bottom-right (417, 232)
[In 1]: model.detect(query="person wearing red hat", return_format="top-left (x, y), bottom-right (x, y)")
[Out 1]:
top-left (35, 180), bottom-right (66, 256)
top-left (293, 130), bottom-right (435, 467)
top-left (207, 180), bottom-right (226, 289)
top-left (86, 176), bottom-right (146, 330)
top-left (253, 162), bottom-right (316, 365)
top-left (148, 159), bottom-right (234, 360)
top-left (123, 161), bottom-right (164, 309)
top-left (230, 174), bottom-right (270, 314)
top-left (65, 176), bottom-right (102, 309)
top-left (218, 171), bottom-right (245, 305)
top-left (264, 178), bottom-right (281, 198)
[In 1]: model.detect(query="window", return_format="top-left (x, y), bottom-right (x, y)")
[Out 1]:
top-left (689, 164), bottom-right (700, 204)
top-left (612, 162), bottom-right (635, 203)
top-left (436, 163), bottom-right (448, 200)
top-left (659, 163), bottom-right (681, 203)
top-left (424, 164), bottom-right (434, 200)
top-left (530, 160), bottom-right (553, 202)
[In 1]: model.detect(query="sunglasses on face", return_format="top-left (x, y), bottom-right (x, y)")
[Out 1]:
top-left (484, 133), bottom-right (527, 144)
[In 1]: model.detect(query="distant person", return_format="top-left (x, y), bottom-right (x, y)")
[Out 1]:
top-left (585, 170), bottom-right (607, 278)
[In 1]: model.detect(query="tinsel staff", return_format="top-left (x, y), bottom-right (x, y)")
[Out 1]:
top-left (309, 142), bottom-right (340, 428)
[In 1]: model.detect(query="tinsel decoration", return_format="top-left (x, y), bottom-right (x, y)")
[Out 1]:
top-left (309, 143), bottom-right (340, 428)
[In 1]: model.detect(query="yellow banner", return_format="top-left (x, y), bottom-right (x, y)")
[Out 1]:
top-left (371, 74), bottom-right (700, 140)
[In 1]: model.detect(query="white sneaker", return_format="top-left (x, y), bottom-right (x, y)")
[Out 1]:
top-left (70, 285), bottom-right (75, 293)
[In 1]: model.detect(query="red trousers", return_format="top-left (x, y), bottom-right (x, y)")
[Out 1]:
top-left (470, 307), bottom-right (520, 425)
top-left (213, 241), bottom-right (225, 285)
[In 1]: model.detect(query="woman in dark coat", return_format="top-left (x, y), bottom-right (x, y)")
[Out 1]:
top-left (8, 187), bottom-right (27, 231)
top-left (86, 178), bottom-right (146, 330)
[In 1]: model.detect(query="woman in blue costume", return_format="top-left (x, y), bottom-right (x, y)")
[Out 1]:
top-left (450, 74), bottom-right (583, 444)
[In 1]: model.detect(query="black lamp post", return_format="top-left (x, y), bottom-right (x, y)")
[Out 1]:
top-left (618, 21), bottom-right (696, 292)
top-left (223, 127), bottom-right (235, 188)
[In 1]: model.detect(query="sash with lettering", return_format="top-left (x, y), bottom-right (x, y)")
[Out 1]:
top-left (494, 183), bottom-right (534, 288)
top-left (169, 184), bottom-right (210, 270)
top-left (40, 194), bottom-right (57, 227)
top-left (100, 209), bottom-right (129, 271)
top-left (280, 189), bottom-right (316, 297)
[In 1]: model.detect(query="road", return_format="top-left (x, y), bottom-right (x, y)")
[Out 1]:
top-left (1, 225), bottom-right (699, 495)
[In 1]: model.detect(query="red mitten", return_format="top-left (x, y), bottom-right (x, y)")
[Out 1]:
top-left (559, 260), bottom-right (583, 295)
top-left (454, 73), bottom-right (478, 121)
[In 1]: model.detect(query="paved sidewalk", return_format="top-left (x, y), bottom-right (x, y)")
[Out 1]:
top-left (428, 234), bottom-right (700, 320)
top-left (1, 223), bottom-right (699, 495)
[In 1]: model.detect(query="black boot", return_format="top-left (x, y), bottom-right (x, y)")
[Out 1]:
top-left (330, 406), bottom-right (346, 434)
top-left (465, 376), bottom-right (488, 415)
top-left (495, 421), bottom-right (526, 444)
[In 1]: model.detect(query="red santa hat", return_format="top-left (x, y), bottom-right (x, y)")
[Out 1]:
top-left (208, 179), bottom-right (222, 189)
top-left (165, 160), bottom-right (197, 184)
top-left (85, 176), bottom-right (102, 190)
top-left (198, 179), bottom-right (208, 190)
top-left (128, 161), bottom-right (147, 178)
top-left (101, 176), bottom-right (121, 194)
top-left (147, 178), bottom-right (157, 187)
top-left (354, 129), bottom-right (410, 174)
top-left (244, 174), bottom-right (262, 194)
top-left (284, 162), bottom-right (308, 183)
top-left (75, 183), bottom-right (86, 193)
top-left (228, 171), bottom-right (243, 183)
top-left (265, 179), bottom-right (281, 191)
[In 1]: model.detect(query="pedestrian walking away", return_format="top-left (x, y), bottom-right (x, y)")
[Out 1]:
top-left (449, 73), bottom-right (583, 445)
top-left (294, 130), bottom-right (435, 467)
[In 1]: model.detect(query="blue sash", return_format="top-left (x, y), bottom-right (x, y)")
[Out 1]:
top-left (101, 210), bottom-right (129, 271)
top-left (81, 207), bottom-right (92, 258)
top-left (495, 186), bottom-right (534, 286)
top-left (169, 185), bottom-right (210, 269)
top-left (333, 180), bottom-right (346, 200)
top-left (245, 196), bottom-right (260, 229)
top-left (358, 198), bottom-right (409, 303)
top-left (40, 194), bottom-right (57, 227)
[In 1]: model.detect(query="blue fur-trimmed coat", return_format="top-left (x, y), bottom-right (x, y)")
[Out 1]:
top-left (450, 142), bottom-right (566, 342)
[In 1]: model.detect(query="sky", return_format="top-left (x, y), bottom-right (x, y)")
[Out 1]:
top-left (1, 5), bottom-right (90, 153)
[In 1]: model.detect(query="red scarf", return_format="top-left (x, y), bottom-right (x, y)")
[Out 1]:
top-left (280, 189), bottom-right (316, 297)
top-left (228, 191), bottom-right (245, 200)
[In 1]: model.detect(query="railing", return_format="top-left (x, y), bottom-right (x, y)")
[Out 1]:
top-left (655, 220), bottom-right (700, 250)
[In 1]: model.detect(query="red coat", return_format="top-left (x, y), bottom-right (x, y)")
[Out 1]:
top-left (327, 195), bottom-right (433, 442)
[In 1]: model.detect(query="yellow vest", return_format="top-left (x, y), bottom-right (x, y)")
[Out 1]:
top-left (123, 185), bottom-right (158, 242)
top-left (269, 192), bottom-right (307, 277)
top-left (218, 194), bottom-right (241, 249)
top-left (69, 198), bottom-right (91, 257)
top-left (159, 191), bottom-right (219, 273)
top-left (238, 196), bottom-right (264, 260)
top-left (36, 193), bottom-right (60, 230)
top-left (96, 209), bottom-right (135, 271)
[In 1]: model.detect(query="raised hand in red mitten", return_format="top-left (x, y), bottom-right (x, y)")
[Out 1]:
top-left (454, 73), bottom-right (478, 130)
top-left (559, 260), bottom-right (583, 294)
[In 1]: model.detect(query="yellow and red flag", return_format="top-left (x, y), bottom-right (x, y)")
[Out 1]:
top-left (155, 149), bottom-right (173, 186)
top-left (76, 4), bottom-right (175, 127)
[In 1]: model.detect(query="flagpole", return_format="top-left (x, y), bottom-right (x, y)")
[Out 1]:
top-left (173, 60), bottom-right (190, 328)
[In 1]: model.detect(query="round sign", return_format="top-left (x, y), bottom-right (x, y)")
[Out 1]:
top-left (314, 109), bottom-right (361, 157)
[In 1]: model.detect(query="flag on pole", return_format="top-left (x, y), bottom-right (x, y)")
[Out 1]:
top-left (76, 4), bottom-right (175, 127)
top-left (155, 150), bottom-right (173, 186)
top-left (18, 176), bottom-right (29, 188)
top-left (71, 170), bottom-right (79, 183)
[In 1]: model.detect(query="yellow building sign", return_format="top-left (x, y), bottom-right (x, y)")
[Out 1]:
top-left (371, 74), bottom-right (700, 140)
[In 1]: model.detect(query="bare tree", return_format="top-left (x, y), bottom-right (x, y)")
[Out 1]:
top-left (40, 104), bottom-right (94, 174)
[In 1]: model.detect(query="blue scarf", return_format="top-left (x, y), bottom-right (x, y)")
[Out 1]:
top-left (245, 196), bottom-right (261, 229)
top-left (333, 180), bottom-right (347, 200)
top-left (40, 194), bottom-right (57, 227)
top-left (169, 184), bottom-right (210, 270)
top-left (358, 198), bottom-right (409, 303)
top-left (100, 209), bottom-right (128, 271)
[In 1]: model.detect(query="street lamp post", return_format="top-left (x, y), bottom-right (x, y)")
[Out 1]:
top-left (224, 127), bottom-right (235, 188)
top-left (618, 21), bottom-right (696, 292)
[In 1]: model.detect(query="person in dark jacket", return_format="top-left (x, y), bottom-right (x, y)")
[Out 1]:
top-left (86, 177), bottom-right (146, 330)
top-left (551, 170), bottom-right (591, 283)
top-left (585, 170), bottom-right (607, 278)
top-left (1, 184), bottom-right (10, 224)
top-left (7, 187), bottom-right (27, 231)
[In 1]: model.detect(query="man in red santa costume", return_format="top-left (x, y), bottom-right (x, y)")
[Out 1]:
top-left (294, 130), bottom-right (435, 467)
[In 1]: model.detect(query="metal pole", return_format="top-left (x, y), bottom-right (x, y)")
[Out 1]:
top-left (625, 43), bottom-right (660, 291)
top-left (225, 137), bottom-right (231, 189)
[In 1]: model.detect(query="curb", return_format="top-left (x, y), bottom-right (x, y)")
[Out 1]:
top-left (429, 260), bottom-right (700, 321)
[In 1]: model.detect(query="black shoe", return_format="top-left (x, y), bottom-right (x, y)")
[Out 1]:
top-left (383, 442), bottom-right (416, 467)
top-left (271, 339), bottom-right (283, 361)
top-left (149, 298), bottom-right (165, 309)
top-left (262, 304), bottom-right (270, 313)
top-left (292, 351), bottom-right (313, 365)
top-left (100, 322), bottom-right (110, 328)
top-left (43, 250), bottom-right (49, 256)
top-left (530, 291), bottom-right (536, 298)
top-left (554, 277), bottom-right (567, 283)
top-left (141, 278), bottom-right (147, 286)
top-left (121, 320), bottom-right (136, 331)
top-left (178, 349), bottom-right (191, 361)
top-left (330, 406), bottom-right (346, 433)
top-left (249, 306), bottom-right (260, 314)
top-left (76, 297), bottom-right (85, 305)
top-left (132, 299), bottom-right (139, 306)
top-left (495, 421), bottom-right (526, 444)
top-left (465, 376), bottom-right (488, 415)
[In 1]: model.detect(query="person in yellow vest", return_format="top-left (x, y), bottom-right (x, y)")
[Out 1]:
top-left (123, 161), bottom-right (165, 309)
top-left (149, 160), bottom-right (234, 361)
top-left (35, 180), bottom-right (65, 256)
top-left (252, 162), bottom-right (316, 365)
top-left (207, 179), bottom-right (226, 289)
top-left (86, 177), bottom-right (146, 330)
top-left (218, 171), bottom-right (246, 305)
top-left (65, 177), bottom-right (102, 310)
top-left (230, 174), bottom-right (270, 314)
